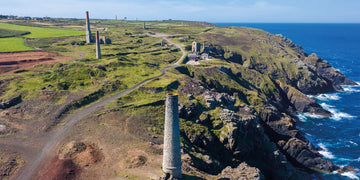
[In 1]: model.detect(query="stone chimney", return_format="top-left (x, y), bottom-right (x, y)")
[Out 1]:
top-left (85, 11), bottom-right (91, 44)
top-left (96, 31), bottom-right (101, 59)
top-left (162, 93), bottom-right (182, 178)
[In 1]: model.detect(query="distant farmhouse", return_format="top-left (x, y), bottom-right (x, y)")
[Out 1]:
top-left (0, 14), bottom-right (52, 21)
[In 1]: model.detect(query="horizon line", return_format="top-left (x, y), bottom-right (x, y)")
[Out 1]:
top-left (2, 14), bottom-right (360, 24)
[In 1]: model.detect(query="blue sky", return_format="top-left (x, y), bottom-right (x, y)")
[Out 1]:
top-left (1, 0), bottom-right (360, 23)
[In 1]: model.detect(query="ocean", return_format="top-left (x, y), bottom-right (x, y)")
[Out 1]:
top-left (215, 23), bottom-right (360, 180)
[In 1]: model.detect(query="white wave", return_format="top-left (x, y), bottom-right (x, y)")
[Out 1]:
top-left (341, 172), bottom-right (359, 180)
top-left (331, 111), bottom-right (355, 121)
top-left (318, 143), bottom-right (335, 159)
top-left (343, 86), bottom-right (360, 93)
top-left (312, 93), bottom-right (341, 101)
top-left (320, 102), bottom-right (334, 109)
top-left (304, 113), bottom-right (326, 119)
top-left (349, 141), bottom-right (359, 146)
top-left (319, 103), bottom-right (355, 121)
top-left (297, 114), bottom-right (307, 122)
top-left (337, 157), bottom-right (355, 162)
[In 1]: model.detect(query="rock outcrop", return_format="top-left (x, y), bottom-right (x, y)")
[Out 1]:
top-left (278, 138), bottom-right (338, 173)
top-left (278, 83), bottom-right (331, 116)
top-left (218, 162), bottom-right (264, 180)
top-left (0, 95), bottom-right (22, 109)
top-left (176, 35), bottom-right (356, 176)
top-left (177, 76), bottom-right (313, 179)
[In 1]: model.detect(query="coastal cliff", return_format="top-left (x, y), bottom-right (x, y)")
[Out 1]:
top-left (170, 26), bottom-right (356, 178)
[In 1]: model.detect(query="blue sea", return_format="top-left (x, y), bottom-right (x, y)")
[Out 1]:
top-left (216, 23), bottom-right (360, 180)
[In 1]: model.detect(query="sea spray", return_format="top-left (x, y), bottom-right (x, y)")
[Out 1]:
top-left (318, 143), bottom-right (335, 159)
top-left (318, 103), bottom-right (355, 121)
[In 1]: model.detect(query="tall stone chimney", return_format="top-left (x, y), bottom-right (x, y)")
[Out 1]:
top-left (163, 93), bottom-right (182, 178)
top-left (85, 11), bottom-right (91, 44)
top-left (95, 31), bottom-right (101, 59)
top-left (143, 22), bottom-right (146, 29)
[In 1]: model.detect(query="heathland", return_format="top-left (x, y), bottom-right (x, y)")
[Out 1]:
top-left (0, 18), bottom-right (356, 179)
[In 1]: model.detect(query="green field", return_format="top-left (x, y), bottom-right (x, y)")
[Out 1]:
top-left (0, 22), bottom-right (84, 52)
top-left (0, 22), bottom-right (84, 38)
top-left (0, 28), bottom-right (29, 38)
top-left (0, 37), bottom-right (35, 52)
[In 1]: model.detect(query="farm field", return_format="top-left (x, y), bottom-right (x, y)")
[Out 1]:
top-left (0, 28), bottom-right (29, 38)
top-left (0, 37), bottom-right (35, 52)
top-left (0, 22), bottom-right (84, 52)
top-left (0, 22), bottom-right (84, 38)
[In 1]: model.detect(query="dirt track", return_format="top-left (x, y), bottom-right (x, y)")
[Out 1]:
top-left (12, 35), bottom-right (185, 180)
top-left (0, 51), bottom-right (73, 75)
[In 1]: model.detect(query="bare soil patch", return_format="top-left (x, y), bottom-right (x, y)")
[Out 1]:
top-left (53, 111), bottom-right (165, 179)
top-left (0, 51), bottom-right (73, 75)
top-left (37, 156), bottom-right (81, 180)
top-left (37, 142), bottom-right (103, 180)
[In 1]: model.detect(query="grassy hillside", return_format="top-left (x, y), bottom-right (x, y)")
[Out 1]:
top-left (0, 22), bottom-right (84, 52)
top-left (0, 22), bottom-right (84, 38)
top-left (0, 37), bottom-right (35, 52)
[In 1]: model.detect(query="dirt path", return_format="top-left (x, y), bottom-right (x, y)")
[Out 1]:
top-left (148, 33), bottom-right (187, 65)
top-left (12, 35), bottom-right (185, 180)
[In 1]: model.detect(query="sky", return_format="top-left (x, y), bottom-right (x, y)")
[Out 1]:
top-left (1, 0), bottom-right (360, 23)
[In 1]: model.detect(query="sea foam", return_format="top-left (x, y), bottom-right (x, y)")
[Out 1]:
top-left (349, 141), bottom-right (359, 146)
top-left (318, 143), bottom-right (335, 159)
top-left (297, 114), bottom-right (308, 122)
top-left (309, 93), bottom-right (341, 101)
top-left (341, 172), bottom-right (360, 180)
top-left (319, 103), bottom-right (355, 121)
top-left (342, 84), bottom-right (360, 93)
top-left (304, 113), bottom-right (326, 119)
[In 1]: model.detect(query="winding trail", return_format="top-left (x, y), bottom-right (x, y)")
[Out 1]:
top-left (13, 34), bottom-right (186, 180)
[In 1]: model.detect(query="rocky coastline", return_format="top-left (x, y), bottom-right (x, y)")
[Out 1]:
top-left (173, 28), bottom-right (357, 179)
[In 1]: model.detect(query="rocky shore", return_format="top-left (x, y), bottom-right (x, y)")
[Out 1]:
top-left (172, 28), bottom-right (357, 179)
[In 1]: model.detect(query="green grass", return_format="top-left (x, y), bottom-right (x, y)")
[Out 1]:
top-left (0, 22), bottom-right (84, 52)
top-left (0, 22), bottom-right (84, 38)
top-left (0, 37), bottom-right (35, 52)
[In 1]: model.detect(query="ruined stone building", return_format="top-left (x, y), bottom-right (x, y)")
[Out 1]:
top-left (202, 43), bottom-right (210, 54)
top-left (192, 41), bottom-right (201, 55)
top-left (99, 36), bottom-right (111, 44)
